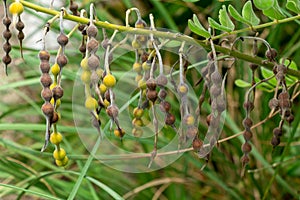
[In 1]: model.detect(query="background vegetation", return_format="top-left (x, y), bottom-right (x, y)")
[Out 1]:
top-left (1, 0), bottom-right (300, 199)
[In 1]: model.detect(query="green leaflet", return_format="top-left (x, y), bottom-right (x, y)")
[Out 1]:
top-left (219, 5), bottom-right (235, 31)
top-left (228, 5), bottom-right (250, 25)
top-left (262, 0), bottom-right (286, 20)
top-left (253, 0), bottom-right (274, 10)
top-left (208, 17), bottom-right (233, 32)
top-left (286, 0), bottom-right (300, 14)
top-left (242, 1), bottom-right (260, 26)
top-left (188, 14), bottom-right (210, 38)
top-left (234, 79), bottom-right (251, 87)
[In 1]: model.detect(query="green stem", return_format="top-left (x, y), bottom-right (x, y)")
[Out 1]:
top-left (19, 0), bottom-right (300, 79)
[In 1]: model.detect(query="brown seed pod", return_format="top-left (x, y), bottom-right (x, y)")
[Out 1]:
top-left (268, 98), bottom-right (278, 110)
top-left (101, 39), bottom-right (109, 49)
top-left (52, 86), bottom-right (64, 100)
top-left (211, 71), bottom-right (222, 84)
top-left (243, 130), bottom-right (253, 141)
top-left (278, 92), bottom-right (290, 109)
top-left (87, 38), bottom-right (99, 53)
top-left (39, 50), bottom-right (50, 61)
top-left (156, 74), bottom-right (168, 87)
top-left (146, 78), bottom-right (157, 90)
top-left (41, 87), bottom-right (53, 102)
top-left (70, 1), bottom-right (79, 15)
top-left (206, 114), bottom-right (212, 126)
top-left (165, 113), bottom-right (175, 125)
top-left (3, 17), bottom-right (11, 26)
top-left (159, 101), bottom-right (171, 112)
top-left (242, 142), bottom-right (252, 153)
top-left (104, 90), bottom-right (115, 102)
top-left (57, 33), bottom-right (69, 46)
top-left (41, 102), bottom-right (54, 118)
top-left (146, 90), bottom-right (158, 102)
top-left (277, 64), bottom-right (287, 74)
top-left (286, 114), bottom-right (294, 123)
top-left (16, 20), bottom-right (24, 31)
top-left (158, 89), bottom-right (167, 100)
top-left (243, 118), bottom-right (253, 129)
top-left (106, 105), bottom-right (119, 118)
top-left (210, 84), bottom-right (221, 98)
top-left (135, 19), bottom-right (147, 28)
top-left (217, 98), bottom-right (226, 113)
top-left (141, 52), bottom-right (149, 63)
top-left (87, 24), bottom-right (98, 38)
top-left (51, 111), bottom-right (59, 124)
top-left (88, 54), bottom-right (100, 70)
top-left (186, 126), bottom-right (198, 139)
top-left (192, 137), bottom-right (203, 151)
top-left (40, 61), bottom-right (50, 73)
top-left (3, 30), bottom-right (12, 40)
top-left (79, 43), bottom-right (86, 54)
top-left (265, 48), bottom-right (277, 61)
top-left (243, 101), bottom-right (254, 112)
top-left (2, 55), bottom-right (11, 66)
top-left (273, 127), bottom-right (282, 137)
top-left (17, 31), bottom-right (24, 40)
top-left (3, 42), bottom-right (11, 53)
top-left (241, 154), bottom-right (250, 166)
top-left (56, 54), bottom-right (68, 68)
top-left (200, 66), bottom-right (208, 77)
top-left (271, 136), bottom-right (280, 147)
top-left (40, 73), bottom-right (53, 87)
top-left (249, 63), bottom-right (258, 70)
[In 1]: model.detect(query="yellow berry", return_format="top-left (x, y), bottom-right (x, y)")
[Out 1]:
top-left (133, 107), bottom-right (144, 118)
top-left (103, 74), bottom-right (116, 88)
top-left (53, 148), bottom-right (66, 160)
top-left (114, 128), bottom-right (125, 138)
top-left (51, 63), bottom-right (60, 76)
top-left (99, 83), bottom-right (107, 94)
top-left (55, 156), bottom-right (69, 167)
top-left (103, 99), bottom-right (110, 108)
top-left (80, 57), bottom-right (89, 70)
top-left (9, 2), bottom-right (24, 15)
top-left (50, 132), bottom-right (63, 145)
top-left (81, 70), bottom-right (91, 84)
top-left (142, 61), bottom-right (151, 71)
top-left (85, 96), bottom-right (98, 110)
top-left (133, 62), bottom-right (142, 73)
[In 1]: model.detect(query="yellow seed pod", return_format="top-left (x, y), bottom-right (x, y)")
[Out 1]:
top-left (114, 128), bottom-right (125, 138)
top-left (80, 57), bottom-right (89, 70)
top-left (81, 70), bottom-right (91, 84)
top-left (56, 99), bottom-right (61, 108)
top-left (50, 132), bottom-right (63, 145)
top-left (50, 82), bottom-right (57, 90)
top-left (9, 2), bottom-right (24, 16)
top-left (184, 114), bottom-right (195, 126)
top-left (103, 74), bottom-right (116, 88)
top-left (51, 63), bottom-right (60, 76)
top-left (178, 84), bottom-right (188, 95)
top-left (138, 79), bottom-right (146, 90)
top-left (132, 62), bottom-right (142, 73)
top-left (96, 68), bottom-right (103, 78)
top-left (53, 148), bottom-right (66, 160)
top-left (132, 118), bottom-right (143, 127)
top-left (103, 99), bottom-right (110, 108)
top-left (55, 156), bottom-right (69, 167)
top-left (133, 107), bottom-right (144, 118)
top-left (135, 74), bottom-right (143, 83)
top-left (85, 96), bottom-right (98, 110)
top-left (132, 39), bottom-right (141, 49)
top-left (99, 83), bottom-right (107, 94)
top-left (142, 61), bottom-right (151, 71)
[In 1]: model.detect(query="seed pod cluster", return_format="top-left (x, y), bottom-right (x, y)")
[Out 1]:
top-left (2, 0), bottom-right (12, 74)
top-left (16, 16), bottom-right (25, 58)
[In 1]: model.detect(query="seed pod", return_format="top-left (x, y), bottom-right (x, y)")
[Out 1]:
top-left (210, 84), bottom-right (221, 98)
top-left (41, 87), bottom-right (53, 102)
top-left (135, 19), bottom-right (147, 28)
top-left (88, 54), bottom-right (100, 70)
top-left (87, 38), bottom-right (99, 53)
top-left (243, 118), bottom-right (253, 129)
top-left (17, 31), bottom-right (24, 40)
top-left (206, 114), bottom-right (212, 126)
top-left (132, 127), bottom-right (143, 137)
top-left (249, 63), bottom-right (258, 70)
top-left (156, 74), bottom-right (168, 87)
top-left (211, 71), bottom-right (222, 84)
top-left (104, 90), bottom-right (115, 101)
top-left (241, 154), bottom-right (250, 166)
top-left (273, 127), bottom-right (282, 137)
top-left (192, 137), bottom-right (203, 151)
top-left (3, 42), bottom-right (11, 53)
top-left (16, 20), bottom-right (24, 31)
top-left (183, 114), bottom-right (195, 126)
top-left (201, 66), bottom-right (208, 77)
top-left (3, 30), bottom-right (12, 40)
top-left (187, 126), bottom-right (198, 139)
top-left (132, 62), bottom-right (142, 73)
top-left (277, 64), bottom-right (287, 74)
top-left (216, 98), bottom-right (226, 113)
top-left (132, 118), bottom-right (143, 127)
top-left (41, 102), bottom-right (54, 118)
top-left (79, 43), bottom-right (86, 54)
top-left (243, 101), bottom-right (254, 112)
top-left (141, 52), bottom-right (149, 63)
top-left (146, 90), bottom-right (158, 102)
top-left (106, 105), bottom-right (119, 118)
top-left (39, 50), bottom-right (50, 61)
top-left (159, 101), bottom-right (171, 112)
top-left (101, 38), bottom-right (109, 49)
top-left (51, 112), bottom-right (59, 124)
top-left (57, 33), bottom-right (69, 46)
top-left (87, 24), bottom-right (98, 38)
top-left (56, 54), bottom-right (68, 68)
top-left (286, 114), bottom-right (294, 124)
top-left (52, 86), bottom-right (64, 100)
top-left (114, 128), bottom-right (125, 138)
top-left (271, 136), bottom-right (280, 147)
top-left (40, 73), bottom-right (53, 87)
top-left (243, 130), bottom-right (253, 141)
top-left (85, 96), bottom-right (98, 110)
top-left (40, 61), bottom-right (50, 73)
top-left (278, 92), bottom-right (290, 109)
top-left (178, 83), bottom-right (189, 95)
top-left (268, 98), bottom-right (278, 110)
top-left (242, 142), bottom-right (252, 153)
top-left (265, 48), bottom-right (277, 61)
top-left (3, 17), bottom-right (11, 26)
top-left (103, 74), bottom-right (116, 88)
top-left (133, 107), bottom-right (144, 118)
top-left (158, 89), bottom-right (167, 100)
top-left (70, 1), bottom-right (79, 15)
top-left (165, 113), bottom-right (175, 125)
top-left (146, 78), bottom-right (157, 90)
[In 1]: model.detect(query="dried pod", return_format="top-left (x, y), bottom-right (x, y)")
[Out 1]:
top-left (243, 130), bottom-right (253, 141)
top-left (2, 55), bottom-right (11, 66)
top-left (79, 43), bottom-right (86, 54)
top-left (3, 17), bottom-right (11, 26)
top-left (88, 54), bottom-right (100, 70)
top-left (242, 142), bottom-right (252, 153)
top-left (200, 66), bottom-right (208, 77)
top-left (52, 86), bottom-right (64, 100)
top-left (146, 90), bottom-right (158, 102)
top-left (158, 89), bottom-right (167, 100)
top-left (39, 50), bottom-right (50, 61)
top-left (211, 71), bottom-right (222, 84)
top-left (159, 101), bottom-right (171, 112)
top-left (51, 112), bottom-right (59, 124)
top-left (156, 74), bottom-right (168, 87)
top-left (78, 24), bottom-right (86, 32)
top-left (3, 42), bottom-right (11, 53)
top-left (101, 39), bottom-right (109, 49)
top-left (40, 61), bottom-right (51, 73)
top-left (165, 113), bottom-right (175, 125)
top-left (141, 52), bottom-right (149, 63)
top-left (104, 90), bottom-right (115, 102)
top-left (273, 127), bottom-right (282, 137)
top-left (87, 24), bottom-right (98, 38)
top-left (249, 63), bottom-right (258, 70)
top-left (243, 118), bottom-right (253, 129)
top-left (41, 102), bottom-right (54, 118)
top-left (146, 78), bottom-right (157, 90)
top-left (106, 105), bottom-right (119, 118)
top-left (16, 20), bottom-right (24, 31)
top-left (277, 64), bottom-right (287, 74)
top-left (3, 30), bottom-right (12, 40)
top-left (192, 137), bottom-right (203, 151)
top-left (56, 54), bottom-right (68, 68)
top-left (268, 98), bottom-right (278, 110)
top-left (278, 92), bottom-right (290, 109)
top-left (40, 73), bottom-right (53, 87)
top-left (216, 98), bottom-right (226, 113)
top-left (210, 84), bottom-right (221, 97)
top-left (183, 114), bottom-right (195, 126)
top-left (206, 114), bottom-right (212, 126)
top-left (265, 48), bottom-right (277, 61)
top-left (241, 154), bottom-right (250, 166)
top-left (41, 87), bottom-right (53, 102)
top-left (243, 101), bottom-right (254, 112)
top-left (271, 136), bottom-right (280, 147)
top-left (286, 114), bottom-right (294, 123)
top-left (114, 128), bottom-right (125, 138)
top-left (87, 38), bottom-right (99, 53)
top-left (186, 126), bottom-right (198, 139)
top-left (57, 33), bottom-right (69, 46)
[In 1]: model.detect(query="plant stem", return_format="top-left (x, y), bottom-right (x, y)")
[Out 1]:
top-left (19, 0), bottom-right (300, 78)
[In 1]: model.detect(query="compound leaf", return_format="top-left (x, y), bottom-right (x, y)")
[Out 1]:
top-left (188, 17), bottom-right (210, 38)
top-left (219, 5), bottom-right (235, 31)
top-left (262, 0), bottom-right (285, 20)
top-left (242, 1), bottom-right (260, 26)
top-left (286, 0), bottom-right (300, 14)
top-left (208, 17), bottom-right (233, 32)
top-left (253, 0), bottom-right (274, 10)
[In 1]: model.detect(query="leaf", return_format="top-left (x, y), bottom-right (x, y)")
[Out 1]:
top-left (242, 1), bottom-right (260, 26)
top-left (253, 0), bottom-right (274, 10)
top-left (263, 0), bottom-right (286, 20)
top-left (286, 0), bottom-right (300, 14)
top-left (261, 67), bottom-right (277, 86)
top-left (208, 17), bottom-right (233, 32)
top-left (235, 79), bottom-right (251, 87)
top-left (228, 5), bottom-right (250, 25)
top-left (188, 18), bottom-right (210, 38)
top-left (183, 0), bottom-right (200, 2)
top-left (219, 5), bottom-right (235, 31)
